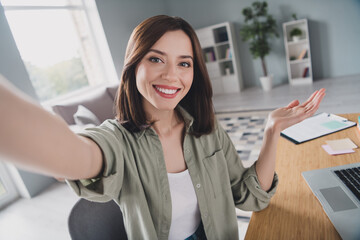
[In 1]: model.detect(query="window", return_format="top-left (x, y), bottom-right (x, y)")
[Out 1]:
top-left (1, 0), bottom-right (118, 103)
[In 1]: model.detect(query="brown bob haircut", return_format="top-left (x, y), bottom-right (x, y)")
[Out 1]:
top-left (116, 15), bottom-right (214, 137)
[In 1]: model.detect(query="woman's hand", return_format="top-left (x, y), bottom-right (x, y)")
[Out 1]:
top-left (266, 88), bottom-right (326, 134)
top-left (256, 88), bottom-right (326, 191)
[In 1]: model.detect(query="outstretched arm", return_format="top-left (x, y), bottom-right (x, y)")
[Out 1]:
top-left (0, 74), bottom-right (103, 180)
top-left (256, 88), bottom-right (326, 191)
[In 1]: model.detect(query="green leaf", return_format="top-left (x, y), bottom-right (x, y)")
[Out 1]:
top-left (240, 1), bottom-right (278, 61)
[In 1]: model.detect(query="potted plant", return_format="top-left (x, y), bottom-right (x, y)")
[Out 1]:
top-left (224, 62), bottom-right (231, 75)
top-left (240, 1), bottom-right (279, 91)
top-left (290, 28), bottom-right (302, 42)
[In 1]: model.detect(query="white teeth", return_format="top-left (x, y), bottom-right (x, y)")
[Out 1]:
top-left (155, 86), bottom-right (177, 94)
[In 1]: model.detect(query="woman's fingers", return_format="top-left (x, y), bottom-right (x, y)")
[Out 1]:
top-left (305, 89), bottom-right (326, 113)
top-left (300, 90), bottom-right (318, 107)
top-left (300, 88), bottom-right (326, 107)
top-left (287, 99), bottom-right (299, 108)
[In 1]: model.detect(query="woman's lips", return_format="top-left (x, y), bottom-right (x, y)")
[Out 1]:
top-left (153, 85), bottom-right (181, 99)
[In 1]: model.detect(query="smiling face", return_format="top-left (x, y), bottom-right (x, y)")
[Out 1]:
top-left (135, 30), bottom-right (194, 116)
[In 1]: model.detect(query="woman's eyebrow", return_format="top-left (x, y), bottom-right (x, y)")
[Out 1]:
top-left (148, 49), bottom-right (193, 60)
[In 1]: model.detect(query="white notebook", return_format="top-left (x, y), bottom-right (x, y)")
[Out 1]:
top-left (281, 113), bottom-right (356, 144)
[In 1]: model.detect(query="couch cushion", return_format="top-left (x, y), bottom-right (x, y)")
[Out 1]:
top-left (73, 105), bottom-right (101, 126)
top-left (106, 83), bottom-right (119, 100)
top-left (52, 87), bottom-right (115, 125)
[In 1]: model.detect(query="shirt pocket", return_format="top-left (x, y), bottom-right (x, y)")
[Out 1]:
top-left (202, 150), bottom-right (231, 198)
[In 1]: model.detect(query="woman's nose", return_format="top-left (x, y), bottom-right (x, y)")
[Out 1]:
top-left (161, 63), bottom-right (178, 82)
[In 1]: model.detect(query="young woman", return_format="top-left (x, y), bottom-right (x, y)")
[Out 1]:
top-left (0, 15), bottom-right (325, 240)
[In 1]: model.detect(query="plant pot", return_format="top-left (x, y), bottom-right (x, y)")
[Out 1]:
top-left (292, 36), bottom-right (301, 42)
top-left (259, 74), bottom-right (273, 91)
top-left (225, 67), bottom-right (231, 75)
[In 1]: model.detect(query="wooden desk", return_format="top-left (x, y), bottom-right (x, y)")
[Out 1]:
top-left (245, 113), bottom-right (360, 240)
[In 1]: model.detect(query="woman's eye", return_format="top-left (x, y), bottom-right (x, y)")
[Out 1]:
top-left (149, 57), bottom-right (162, 63)
top-left (180, 62), bottom-right (191, 68)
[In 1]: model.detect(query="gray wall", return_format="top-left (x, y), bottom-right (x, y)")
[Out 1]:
top-left (0, 5), bottom-right (55, 197)
top-left (96, 0), bottom-right (360, 88)
top-left (95, 0), bottom-right (168, 78)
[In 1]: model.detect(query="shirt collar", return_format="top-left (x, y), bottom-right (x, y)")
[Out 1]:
top-left (177, 105), bottom-right (194, 132)
top-left (134, 105), bottom-right (194, 140)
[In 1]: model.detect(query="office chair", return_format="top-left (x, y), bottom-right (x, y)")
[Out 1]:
top-left (68, 198), bottom-right (128, 240)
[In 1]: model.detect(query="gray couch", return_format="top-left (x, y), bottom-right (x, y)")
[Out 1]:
top-left (51, 83), bottom-right (119, 127)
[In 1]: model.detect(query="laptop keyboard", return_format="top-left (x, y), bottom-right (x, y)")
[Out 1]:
top-left (334, 167), bottom-right (360, 201)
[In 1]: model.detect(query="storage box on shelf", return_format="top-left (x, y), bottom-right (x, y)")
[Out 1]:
top-left (196, 22), bottom-right (244, 95)
top-left (283, 19), bottom-right (313, 85)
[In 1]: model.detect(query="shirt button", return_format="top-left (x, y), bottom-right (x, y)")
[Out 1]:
top-left (204, 213), bottom-right (208, 218)
top-left (185, 149), bottom-right (190, 154)
top-left (196, 183), bottom-right (201, 188)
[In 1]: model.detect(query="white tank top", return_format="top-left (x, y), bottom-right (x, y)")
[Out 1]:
top-left (167, 169), bottom-right (201, 240)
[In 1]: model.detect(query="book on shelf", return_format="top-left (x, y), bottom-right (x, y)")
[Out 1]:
top-left (204, 53), bottom-right (209, 62)
top-left (205, 51), bottom-right (216, 62)
top-left (297, 49), bottom-right (307, 60)
top-left (302, 67), bottom-right (309, 78)
top-left (225, 48), bottom-right (232, 59)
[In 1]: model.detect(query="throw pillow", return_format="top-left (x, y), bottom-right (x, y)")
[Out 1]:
top-left (73, 105), bottom-right (101, 126)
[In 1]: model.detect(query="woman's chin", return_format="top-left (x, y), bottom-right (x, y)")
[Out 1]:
top-left (155, 104), bottom-right (177, 112)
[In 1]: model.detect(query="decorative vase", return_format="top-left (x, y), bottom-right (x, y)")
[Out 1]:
top-left (259, 74), bottom-right (273, 91)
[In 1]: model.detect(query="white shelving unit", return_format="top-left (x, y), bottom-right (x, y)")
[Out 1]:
top-left (196, 22), bottom-right (244, 95)
top-left (283, 19), bottom-right (313, 85)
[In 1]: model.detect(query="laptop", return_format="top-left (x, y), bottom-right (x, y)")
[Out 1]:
top-left (302, 162), bottom-right (360, 240)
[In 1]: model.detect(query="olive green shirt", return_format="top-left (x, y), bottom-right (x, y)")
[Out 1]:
top-left (67, 107), bottom-right (278, 240)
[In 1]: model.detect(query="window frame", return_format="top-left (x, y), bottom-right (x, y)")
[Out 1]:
top-left (2, 0), bottom-right (119, 106)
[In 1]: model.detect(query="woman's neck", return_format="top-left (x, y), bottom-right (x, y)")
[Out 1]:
top-left (145, 106), bottom-right (183, 137)
top-left (141, 96), bottom-right (185, 136)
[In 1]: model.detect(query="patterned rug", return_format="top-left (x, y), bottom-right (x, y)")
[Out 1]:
top-left (216, 111), bottom-right (270, 168)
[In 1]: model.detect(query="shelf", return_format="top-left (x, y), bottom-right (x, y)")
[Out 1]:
top-left (290, 77), bottom-right (313, 85)
top-left (290, 64), bottom-right (311, 79)
top-left (218, 58), bottom-right (232, 63)
top-left (219, 61), bottom-right (234, 76)
top-left (202, 46), bottom-right (216, 63)
top-left (213, 26), bottom-right (229, 43)
top-left (216, 43), bottom-right (231, 60)
top-left (290, 58), bottom-right (310, 64)
top-left (287, 39), bottom-right (308, 46)
top-left (283, 19), bottom-right (312, 85)
top-left (222, 73), bottom-right (235, 77)
top-left (215, 41), bottom-right (229, 47)
top-left (196, 22), bottom-right (243, 94)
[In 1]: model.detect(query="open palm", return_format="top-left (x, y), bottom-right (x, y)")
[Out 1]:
top-left (267, 88), bottom-right (326, 132)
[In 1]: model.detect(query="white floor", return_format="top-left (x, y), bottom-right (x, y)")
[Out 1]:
top-left (213, 74), bottom-right (360, 114)
top-left (0, 182), bottom-right (78, 240)
top-left (0, 74), bottom-right (359, 240)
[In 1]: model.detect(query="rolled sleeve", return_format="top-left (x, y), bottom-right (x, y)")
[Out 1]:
top-left (216, 120), bottom-right (278, 211)
top-left (237, 165), bottom-right (278, 211)
top-left (66, 121), bottom-right (125, 202)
